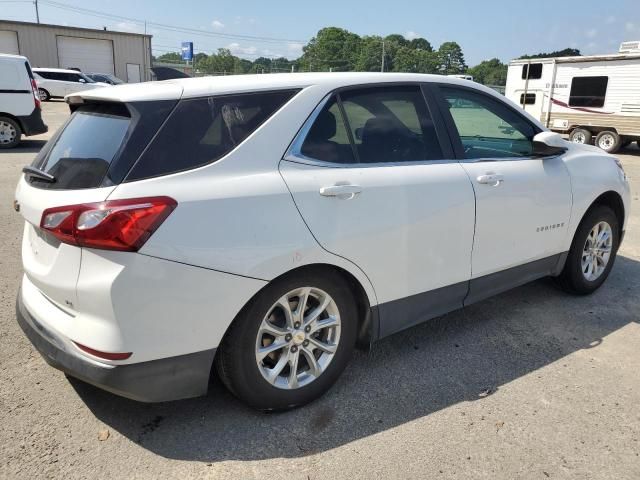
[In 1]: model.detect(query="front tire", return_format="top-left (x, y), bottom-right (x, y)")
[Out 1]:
top-left (595, 131), bottom-right (621, 153)
top-left (216, 268), bottom-right (357, 411)
top-left (0, 117), bottom-right (21, 149)
top-left (557, 205), bottom-right (619, 295)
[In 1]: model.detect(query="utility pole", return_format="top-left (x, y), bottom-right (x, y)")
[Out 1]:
top-left (34, 0), bottom-right (40, 23)
top-left (381, 41), bottom-right (385, 72)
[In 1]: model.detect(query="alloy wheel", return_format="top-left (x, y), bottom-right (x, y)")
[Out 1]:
top-left (255, 287), bottom-right (341, 390)
top-left (581, 221), bottom-right (613, 281)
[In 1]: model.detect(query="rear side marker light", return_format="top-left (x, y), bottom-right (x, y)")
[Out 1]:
top-left (40, 196), bottom-right (177, 252)
top-left (74, 342), bottom-right (132, 361)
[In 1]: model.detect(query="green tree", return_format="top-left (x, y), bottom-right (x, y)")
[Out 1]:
top-left (392, 47), bottom-right (439, 73)
top-left (466, 58), bottom-right (507, 85)
top-left (519, 48), bottom-right (581, 59)
top-left (155, 52), bottom-right (182, 63)
top-left (354, 35), bottom-right (384, 71)
top-left (299, 27), bottom-right (361, 71)
top-left (438, 41), bottom-right (467, 74)
top-left (409, 37), bottom-right (433, 51)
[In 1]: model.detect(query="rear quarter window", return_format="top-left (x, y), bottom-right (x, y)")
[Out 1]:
top-left (125, 89), bottom-right (299, 181)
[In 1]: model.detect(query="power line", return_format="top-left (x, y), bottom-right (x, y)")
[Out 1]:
top-left (38, 0), bottom-right (306, 44)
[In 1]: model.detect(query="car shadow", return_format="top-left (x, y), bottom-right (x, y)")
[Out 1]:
top-left (70, 254), bottom-right (640, 462)
top-left (1, 139), bottom-right (47, 154)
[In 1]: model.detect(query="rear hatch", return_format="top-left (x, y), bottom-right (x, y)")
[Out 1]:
top-left (15, 98), bottom-right (177, 310)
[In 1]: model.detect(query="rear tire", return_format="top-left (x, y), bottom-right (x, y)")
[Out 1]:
top-left (556, 205), bottom-right (619, 295)
top-left (569, 128), bottom-right (592, 145)
top-left (0, 117), bottom-right (21, 149)
top-left (595, 131), bottom-right (621, 153)
top-left (38, 88), bottom-right (50, 101)
top-left (215, 268), bottom-right (357, 411)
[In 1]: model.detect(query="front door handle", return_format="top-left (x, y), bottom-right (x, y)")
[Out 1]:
top-left (477, 174), bottom-right (504, 186)
top-left (319, 184), bottom-right (363, 200)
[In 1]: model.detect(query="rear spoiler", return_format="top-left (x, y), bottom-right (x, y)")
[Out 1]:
top-left (64, 82), bottom-right (184, 106)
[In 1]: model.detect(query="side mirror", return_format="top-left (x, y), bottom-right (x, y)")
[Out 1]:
top-left (78, 78), bottom-right (86, 83)
top-left (532, 131), bottom-right (568, 157)
top-left (354, 127), bottom-right (363, 141)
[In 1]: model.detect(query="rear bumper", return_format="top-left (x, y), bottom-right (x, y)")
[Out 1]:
top-left (16, 288), bottom-right (215, 402)
top-left (17, 107), bottom-right (48, 136)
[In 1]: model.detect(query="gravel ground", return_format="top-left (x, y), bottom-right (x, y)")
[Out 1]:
top-left (1, 101), bottom-right (639, 480)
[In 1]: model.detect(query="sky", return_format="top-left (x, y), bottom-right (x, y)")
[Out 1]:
top-left (2, 0), bottom-right (638, 65)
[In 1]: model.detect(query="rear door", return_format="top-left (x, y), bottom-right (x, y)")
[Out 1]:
top-left (280, 84), bottom-right (476, 337)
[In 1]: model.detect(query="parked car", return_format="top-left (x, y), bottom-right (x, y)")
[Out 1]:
top-left (86, 73), bottom-right (125, 85)
top-left (0, 54), bottom-right (47, 148)
top-left (14, 73), bottom-right (630, 410)
top-left (32, 67), bottom-right (110, 101)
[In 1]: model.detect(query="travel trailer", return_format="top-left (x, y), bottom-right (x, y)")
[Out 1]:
top-left (505, 41), bottom-right (640, 153)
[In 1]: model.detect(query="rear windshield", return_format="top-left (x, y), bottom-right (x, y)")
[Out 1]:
top-left (125, 89), bottom-right (299, 181)
top-left (29, 104), bottom-right (130, 189)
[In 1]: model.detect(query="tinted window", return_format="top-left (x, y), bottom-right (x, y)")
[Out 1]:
top-left (300, 97), bottom-right (355, 164)
top-left (32, 104), bottom-right (130, 189)
top-left (569, 76), bottom-right (608, 107)
top-left (127, 89), bottom-right (298, 180)
top-left (340, 86), bottom-right (443, 163)
top-left (35, 71), bottom-right (53, 80)
top-left (521, 63), bottom-right (543, 79)
top-left (520, 93), bottom-right (536, 105)
top-left (442, 87), bottom-right (537, 159)
top-left (64, 73), bottom-right (81, 82)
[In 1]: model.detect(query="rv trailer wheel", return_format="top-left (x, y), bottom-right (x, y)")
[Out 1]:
top-left (595, 131), bottom-right (621, 154)
top-left (569, 128), bottom-right (592, 145)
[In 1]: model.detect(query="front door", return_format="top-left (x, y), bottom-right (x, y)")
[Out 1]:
top-left (435, 85), bottom-right (571, 296)
top-left (280, 85), bottom-right (476, 337)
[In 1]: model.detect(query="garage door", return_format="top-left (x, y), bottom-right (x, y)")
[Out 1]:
top-left (0, 30), bottom-right (19, 55)
top-left (57, 36), bottom-right (114, 74)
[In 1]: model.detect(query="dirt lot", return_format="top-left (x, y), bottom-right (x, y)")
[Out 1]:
top-left (1, 101), bottom-right (639, 480)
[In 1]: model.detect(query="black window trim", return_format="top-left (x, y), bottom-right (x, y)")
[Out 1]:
top-left (283, 81), bottom-right (455, 169)
top-left (430, 82), bottom-right (544, 163)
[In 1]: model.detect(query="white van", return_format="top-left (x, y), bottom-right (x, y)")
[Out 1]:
top-left (32, 68), bottom-right (110, 101)
top-left (0, 54), bottom-right (47, 148)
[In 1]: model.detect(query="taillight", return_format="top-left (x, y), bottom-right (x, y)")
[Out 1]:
top-left (31, 78), bottom-right (41, 109)
top-left (40, 196), bottom-right (177, 251)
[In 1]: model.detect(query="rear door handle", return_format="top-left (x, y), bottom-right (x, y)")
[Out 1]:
top-left (319, 184), bottom-right (363, 200)
top-left (476, 174), bottom-right (504, 186)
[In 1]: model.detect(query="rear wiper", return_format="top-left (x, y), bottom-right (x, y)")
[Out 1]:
top-left (22, 166), bottom-right (55, 183)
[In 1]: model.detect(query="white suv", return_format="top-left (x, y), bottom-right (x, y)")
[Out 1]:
top-left (32, 68), bottom-right (110, 101)
top-left (15, 73), bottom-right (630, 410)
